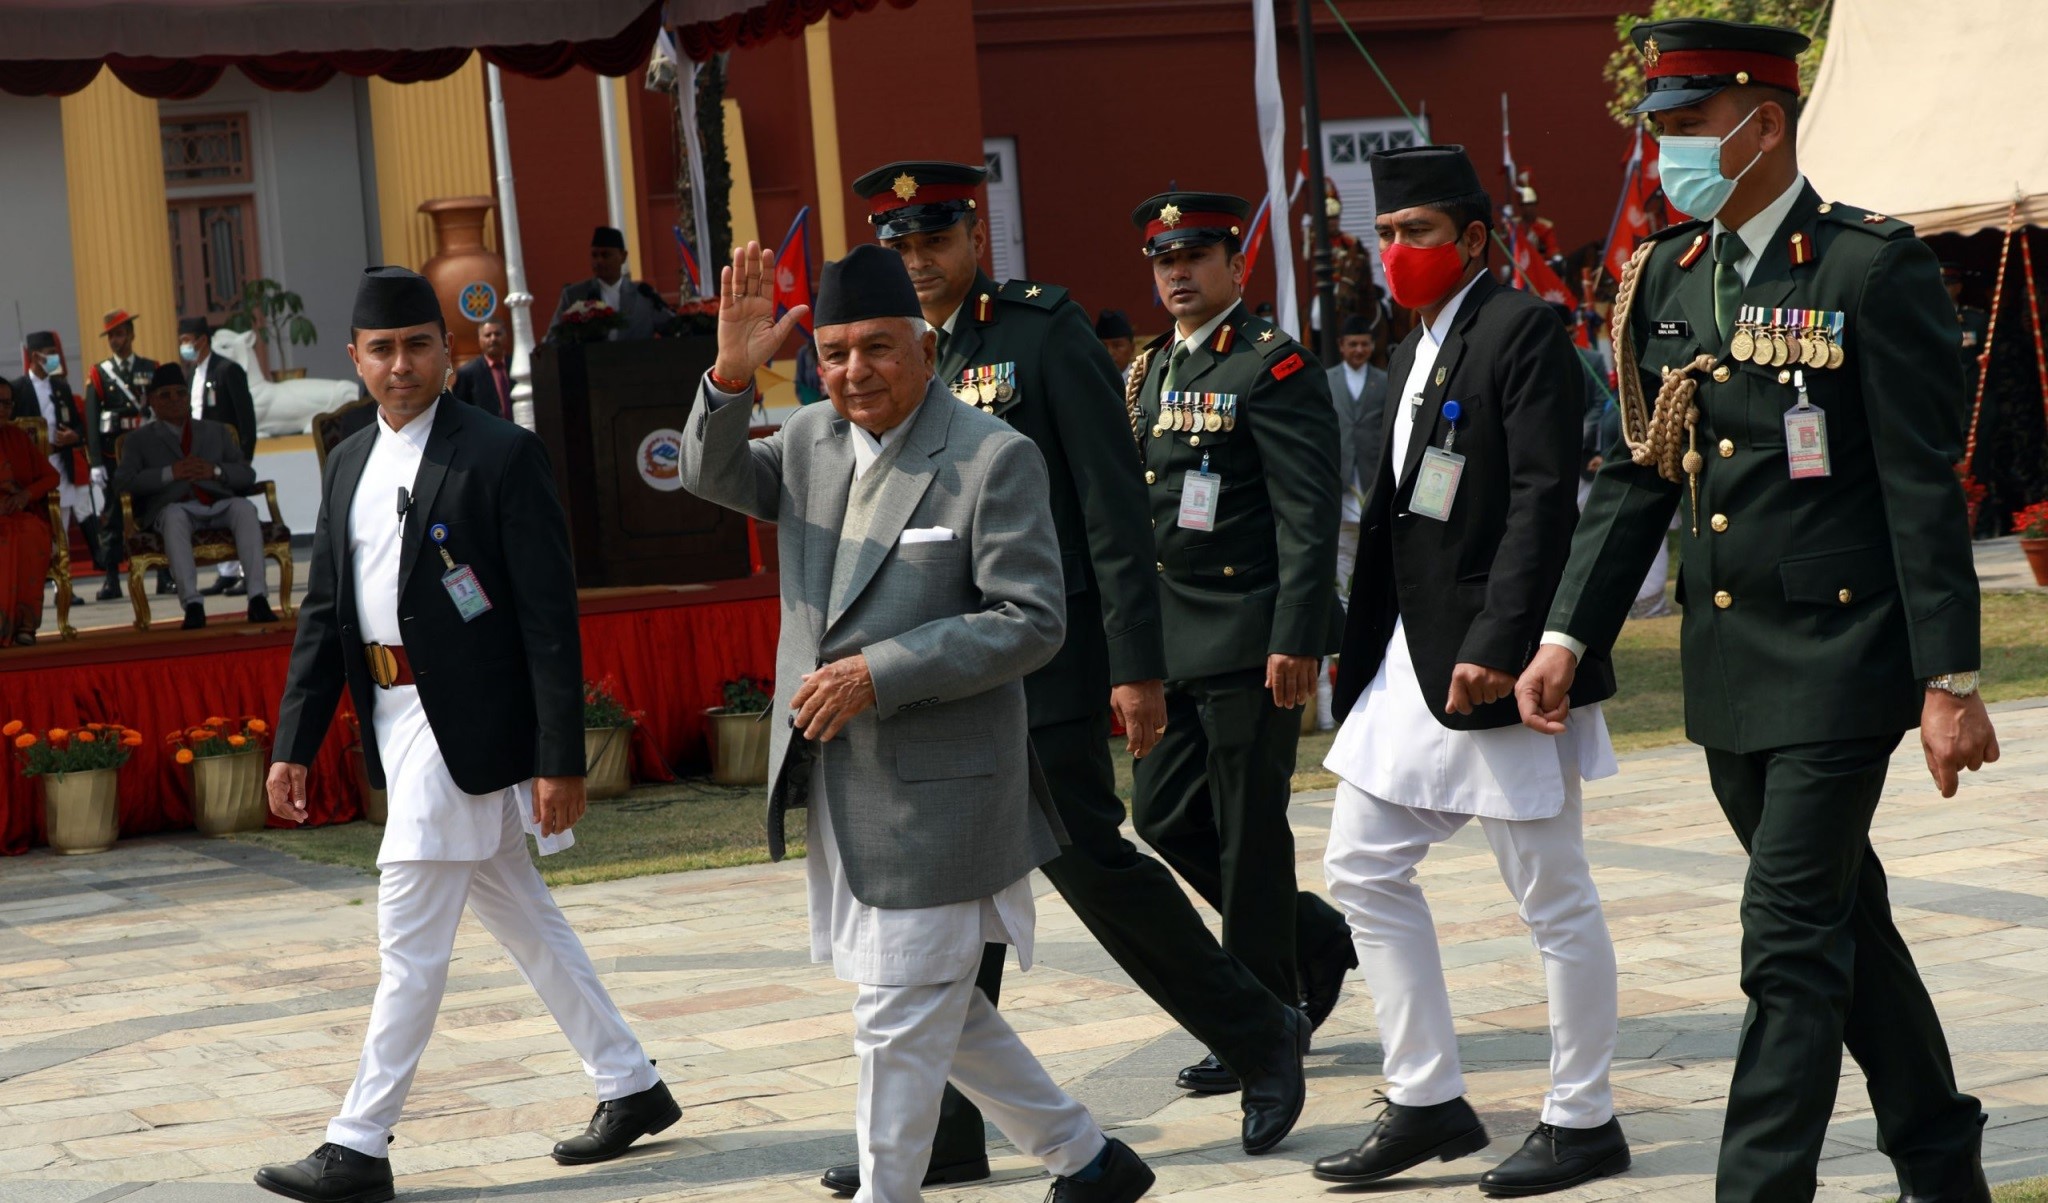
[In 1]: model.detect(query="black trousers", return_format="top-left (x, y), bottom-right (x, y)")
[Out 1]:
top-left (1131, 669), bottom-right (1349, 1006)
top-left (95, 468), bottom-right (125, 580)
top-left (1706, 734), bottom-right (1982, 1202)
top-left (924, 710), bottom-right (1299, 1162)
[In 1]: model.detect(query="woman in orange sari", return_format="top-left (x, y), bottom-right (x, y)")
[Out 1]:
top-left (0, 378), bottom-right (57, 646)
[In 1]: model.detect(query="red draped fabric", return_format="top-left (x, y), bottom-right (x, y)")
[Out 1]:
top-left (0, 583), bottom-right (778, 855)
top-left (676, 0), bottom-right (918, 61)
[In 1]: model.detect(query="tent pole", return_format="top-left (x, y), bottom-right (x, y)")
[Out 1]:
top-left (486, 63), bottom-right (538, 431)
top-left (598, 76), bottom-right (627, 233)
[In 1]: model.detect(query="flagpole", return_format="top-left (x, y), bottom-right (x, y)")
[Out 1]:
top-left (1298, 0), bottom-right (1336, 361)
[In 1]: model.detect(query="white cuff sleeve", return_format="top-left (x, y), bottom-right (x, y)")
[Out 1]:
top-left (1539, 631), bottom-right (1587, 662)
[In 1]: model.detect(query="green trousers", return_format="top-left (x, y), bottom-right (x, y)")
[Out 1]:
top-left (1706, 734), bottom-right (1983, 1202)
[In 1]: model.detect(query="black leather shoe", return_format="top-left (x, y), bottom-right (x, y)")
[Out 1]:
top-left (818, 1153), bottom-right (993, 1197)
top-left (1899, 1113), bottom-right (1992, 1203)
top-left (1047, 1138), bottom-right (1155, 1203)
top-left (225, 576), bottom-right (249, 596)
top-left (248, 595), bottom-right (277, 624)
top-left (201, 576), bottom-right (232, 595)
top-left (181, 602), bottom-right (207, 630)
top-left (13, 630), bottom-right (34, 647)
top-left (254, 1142), bottom-right (394, 1203)
top-left (551, 1078), bottom-right (682, 1165)
top-left (96, 574), bottom-right (122, 602)
top-left (1240, 1004), bottom-right (1311, 1154)
top-left (1312, 1094), bottom-right (1490, 1185)
top-left (1176, 1052), bottom-right (1240, 1095)
top-left (1301, 933), bottom-right (1358, 1030)
top-left (155, 568), bottom-right (175, 595)
top-left (1479, 1118), bottom-right (1631, 1196)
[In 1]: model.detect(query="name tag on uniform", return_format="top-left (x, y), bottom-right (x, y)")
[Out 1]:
top-left (1178, 469), bottom-right (1221, 531)
top-left (428, 522), bottom-right (494, 621)
top-left (1783, 373), bottom-right (1831, 480)
top-left (1409, 447), bottom-right (1466, 521)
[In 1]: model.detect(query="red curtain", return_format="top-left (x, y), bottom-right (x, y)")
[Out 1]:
top-left (677, 0), bottom-right (918, 61)
top-left (0, 587), bottom-right (778, 855)
top-left (0, 1), bottom-right (665, 98)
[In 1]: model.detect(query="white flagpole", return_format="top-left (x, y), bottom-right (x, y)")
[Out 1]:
top-left (486, 64), bottom-right (537, 430)
top-left (1252, 0), bottom-right (1299, 337)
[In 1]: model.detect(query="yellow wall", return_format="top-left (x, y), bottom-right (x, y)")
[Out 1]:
top-left (803, 22), bottom-right (848, 260)
top-left (609, 74), bottom-right (645, 272)
top-left (724, 98), bottom-right (760, 254)
top-left (60, 67), bottom-right (179, 366)
top-left (367, 56), bottom-right (495, 269)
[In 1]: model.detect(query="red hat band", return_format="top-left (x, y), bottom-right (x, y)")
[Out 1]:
top-left (868, 180), bottom-right (977, 216)
top-left (1647, 49), bottom-right (1799, 93)
top-left (1143, 210), bottom-right (1244, 245)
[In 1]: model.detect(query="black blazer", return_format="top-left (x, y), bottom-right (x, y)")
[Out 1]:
top-left (275, 397), bottom-right (585, 793)
top-left (193, 355), bottom-right (257, 455)
top-left (11, 373), bottom-right (90, 484)
top-left (1336, 273), bottom-right (1616, 729)
top-left (450, 356), bottom-right (511, 420)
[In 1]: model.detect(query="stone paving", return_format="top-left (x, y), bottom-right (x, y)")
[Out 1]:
top-left (4, 701), bottom-right (2048, 1203)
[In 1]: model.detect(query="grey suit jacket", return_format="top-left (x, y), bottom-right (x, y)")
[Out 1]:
top-left (1328, 362), bottom-right (1389, 504)
top-left (545, 273), bottom-right (670, 342)
top-left (681, 378), bottom-right (1069, 909)
top-left (109, 417), bottom-right (256, 530)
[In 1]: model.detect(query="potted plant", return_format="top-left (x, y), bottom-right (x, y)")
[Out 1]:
top-left (705, 674), bottom-right (772, 786)
top-left (583, 678), bottom-right (637, 800)
top-left (7, 719), bottom-right (141, 854)
top-left (168, 716), bottom-right (270, 835)
top-left (224, 278), bottom-right (318, 381)
top-left (2016, 499), bottom-right (2048, 586)
top-left (343, 712), bottom-right (386, 825)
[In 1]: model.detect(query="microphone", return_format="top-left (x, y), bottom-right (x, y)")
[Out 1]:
top-left (397, 486), bottom-right (412, 519)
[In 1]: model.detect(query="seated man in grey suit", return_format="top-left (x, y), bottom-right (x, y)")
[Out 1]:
top-left (111, 363), bottom-right (274, 630)
top-left (1318, 313), bottom-right (1388, 728)
top-left (682, 241), bottom-right (1155, 1203)
top-left (543, 225), bottom-right (674, 343)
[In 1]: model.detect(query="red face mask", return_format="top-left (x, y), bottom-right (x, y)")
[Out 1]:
top-left (1381, 239), bottom-right (1470, 311)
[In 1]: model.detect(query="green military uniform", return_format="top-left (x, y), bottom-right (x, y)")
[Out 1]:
top-left (82, 311), bottom-right (158, 600)
top-left (1124, 192), bottom-right (1351, 1024)
top-left (1550, 20), bottom-right (1987, 1203)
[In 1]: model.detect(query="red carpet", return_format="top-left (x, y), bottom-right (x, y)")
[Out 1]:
top-left (0, 577), bottom-right (780, 855)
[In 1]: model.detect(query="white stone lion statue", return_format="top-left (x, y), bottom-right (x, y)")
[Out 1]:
top-left (211, 327), bottom-right (360, 436)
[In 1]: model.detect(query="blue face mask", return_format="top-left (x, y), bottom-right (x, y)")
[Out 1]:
top-left (40, 353), bottom-right (61, 375)
top-left (1657, 106), bottom-right (1763, 222)
top-left (179, 343), bottom-right (199, 363)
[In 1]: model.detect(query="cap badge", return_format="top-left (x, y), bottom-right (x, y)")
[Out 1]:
top-left (1159, 203), bottom-right (1184, 229)
top-left (891, 173), bottom-right (919, 202)
top-left (1641, 37), bottom-right (1660, 68)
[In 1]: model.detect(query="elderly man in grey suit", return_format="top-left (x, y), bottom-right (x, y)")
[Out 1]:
top-left (110, 363), bottom-right (275, 630)
top-left (682, 241), bottom-right (1156, 1203)
top-left (544, 226), bottom-right (674, 343)
top-left (1318, 314), bottom-right (1388, 729)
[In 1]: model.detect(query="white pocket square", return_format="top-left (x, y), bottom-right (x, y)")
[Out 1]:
top-left (898, 527), bottom-right (957, 544)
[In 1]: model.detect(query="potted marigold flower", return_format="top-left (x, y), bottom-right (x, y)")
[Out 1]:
top-left (6, 719), bottom-right (141, 855)
top-left (555, 299), bottom-right (624, 345)
top-left (705, 674), bottom-right (772, 786)
top-left (343, 712), bottom-right (386, 825)
top-left (2016, 500), bottom-right (2048, 587)
top-left (168, 715), bottom-right (270, 836)
top-left (582, 678), bottom-right (637, 800)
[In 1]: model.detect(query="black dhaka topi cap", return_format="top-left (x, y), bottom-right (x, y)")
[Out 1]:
top-left (1629, 18), bottom-right (1810, 114)
top-left (591, 225), bottom-right (626, 251)
top-left (24, 331), bottom-right (57, 351)
top-left (353, 266), bottom-right (443, 330)
top-left (1094, 309), bottom-right (1134, 340)
top-left (1370, 145), bottom-right (1487, 217)
top-left (852, 160), bottom-right (986, 241)
top-left (813, 244), bottom-right (924, 328)
top-left (147, 362), bottom-right (186, 393)
top-left (1340, 313), bottom-right (1375, 338)
top-left (178, 316), bottom-right (209, 339)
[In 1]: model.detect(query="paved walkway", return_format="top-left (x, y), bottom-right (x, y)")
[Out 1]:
top-left (5, 702), bottom-right (2048, 1203)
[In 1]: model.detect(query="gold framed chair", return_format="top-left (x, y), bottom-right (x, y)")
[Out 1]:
top-left (312, 396), bottom-right (378, 475)
top-left (10, 416), bottom-right (77, 641)
top-left (114, 430), bottom-right (295, 631)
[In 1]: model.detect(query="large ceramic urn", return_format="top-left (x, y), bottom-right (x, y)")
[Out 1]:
top-left (418, 196), bottom-right (509, 368)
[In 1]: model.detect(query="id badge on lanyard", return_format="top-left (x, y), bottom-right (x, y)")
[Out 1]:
top-left (1178, 453), bottom-right (1221, 531)
top-left (428, 522), bottom-right (494, 621)
top-left (1783, 370), bottom-right (1831, 480)
top-left (1409, 400), bottom-right (1466, 522)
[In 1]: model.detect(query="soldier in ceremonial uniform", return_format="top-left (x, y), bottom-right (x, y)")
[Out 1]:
top-left (1943, 262), bottom-right (1989, 432)
top-left (1126, 191), bottom-right (1355, 1096)
top-left (1518, 20), bottom-right (2000, 1202)
top-left (81, 308), bottom-right (157, 602)
top-left (1095, 308), bottom-right (1137, 382)
top-left (804, 159), bottom-right (1310, 1197)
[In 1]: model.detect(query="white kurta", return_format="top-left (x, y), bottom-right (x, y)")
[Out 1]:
top-left (799, 414), bottom-right (1034, 988)
top-left (1325, 273), bottom-right (1615, 821)
top-left (348, 400), bottom-right (567, 866)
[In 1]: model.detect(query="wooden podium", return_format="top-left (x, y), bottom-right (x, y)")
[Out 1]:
top-left (530, 338), bottom-right (753, 588)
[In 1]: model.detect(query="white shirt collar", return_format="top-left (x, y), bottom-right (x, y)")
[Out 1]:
top-left (938, 303), bottom-right (963, 336)
top-left (1173, 305), bottom-right (1235, 357)
top-left (377, 398), bottom-right (439, 450)
top-left (1423, 270), bottom-right (1488, 348)
top-left (1715, 174), bottom-right (1808, 285)
top-left (849, 400), bottom-right (919, 479)
top-left (1342, 361), bottom-right (1370, 393)
top-left (598, 273), bottom-right (626, 309)
top-left (189, 354), bottom-right (211, 419)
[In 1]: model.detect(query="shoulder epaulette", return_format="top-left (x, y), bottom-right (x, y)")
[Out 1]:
top-left (1231, 312), bottom-right (1298, 359)
top-left (1814, 201), bottom-right (1914, 239)
top-left (996, 278), bottom-right (1068, 310)
top-left (1644, 219), bottom-right (1708, 247)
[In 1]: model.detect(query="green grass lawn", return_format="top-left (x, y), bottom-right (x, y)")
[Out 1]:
top-left (1995, 1180), bottom-right (2048, 1202)
top-left (239, 590), bottom-right (2048, 883)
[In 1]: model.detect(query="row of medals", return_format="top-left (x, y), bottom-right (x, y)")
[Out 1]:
top-left (953, 369), bottom-right (1015, 413)
top-left (1729, 306), bottom-right (1845, 371)
top-left (1152, 393), bottom-right (1237, 437)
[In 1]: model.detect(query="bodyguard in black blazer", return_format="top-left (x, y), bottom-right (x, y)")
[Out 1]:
top-left (1335, 271), bottom-right (1616, 728)
top-left (179, 318), bottom-right (258, 454)
top-left (275, 391), bottom-right (583, 794)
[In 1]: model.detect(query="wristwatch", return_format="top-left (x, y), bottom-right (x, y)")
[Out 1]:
top-left (1925, 672), bottom-right (1980, 698)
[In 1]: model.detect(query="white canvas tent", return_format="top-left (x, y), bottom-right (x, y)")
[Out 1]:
top-left (1800, 0), bottom-right (2048, 236)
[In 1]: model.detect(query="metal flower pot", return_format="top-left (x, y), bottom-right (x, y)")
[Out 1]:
top-left (43, 767), bottom-right (119, 854)
top-left (585, 727), bottom-right (632, 800)
top-left (705, 708), bottom-right (770, 786)
top-left (192, 749), bottom-right (266, 836)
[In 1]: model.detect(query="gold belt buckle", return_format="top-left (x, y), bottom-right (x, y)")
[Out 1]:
top-left (366, 644), bottom-right (398, 689)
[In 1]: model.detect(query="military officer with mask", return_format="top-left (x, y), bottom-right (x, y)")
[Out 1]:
top-left (804, 159), bottom-right (1314, 1197)
top-left (1519, 20), bottom-right (1999, 1203)
top-left (1126, 192), bottom-right (1355, 1098)
top-left (81, 308), bottom-right (157, 602)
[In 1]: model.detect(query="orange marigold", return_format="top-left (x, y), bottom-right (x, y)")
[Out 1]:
top-left (12, 733), bottom-right (35, 748)
top-left (227, 734), bottom-right (248, 748)
top-left (174, 748), bottom-right (194, 765)
top-left (247, 719), bottom-right (269, 735)
top-left (47, 728), bottom-right (66, 741)
top-left (1, 720), bottom-right (20, 737)
top-left (121, 732), bottom-right (142, 747)
top-left (187, 728), bottom-right (212, 741)
top-left (205, 716), bottom-right (227, 726)
top-left (75, 731), bottom-right (96, 744)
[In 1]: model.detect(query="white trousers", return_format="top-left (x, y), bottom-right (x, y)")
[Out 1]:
top-left (853, 972), bottom-right (1103, 1203)
top-left (1323, 783), bottom-right (1617, 1128)
top-left (325, 830), bottom-right (659, 1158)
top-left (155, 497), bottom-right (266, 607)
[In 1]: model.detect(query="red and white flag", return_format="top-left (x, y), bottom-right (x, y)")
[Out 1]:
top-left (773, 206), bottom-right (814, 336)
top-left (1602, 125), bottom-right (1664, 287)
